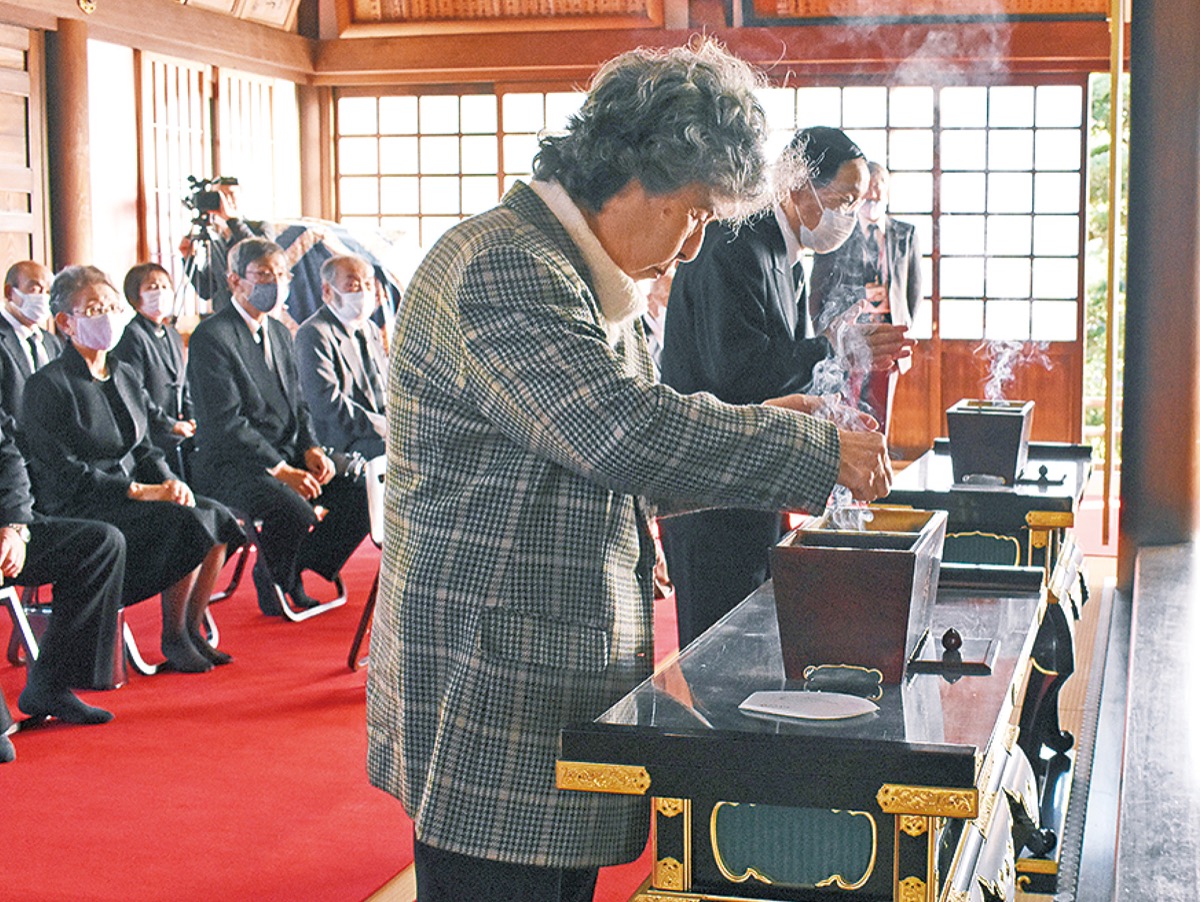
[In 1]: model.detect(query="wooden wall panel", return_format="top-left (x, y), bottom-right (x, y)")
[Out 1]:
top-left (938, 340), bottom-right (1082, 441)
top-left (0, 21), bottom-right (41, 264)
top-left (340, 0), bottom-right (663, 36)
top-left (753, 0), bottom-right (1107, 19)
top-left (891, 339), bottom-right (1083, 459)
top-left (890, 343), bottom-right (936, 461)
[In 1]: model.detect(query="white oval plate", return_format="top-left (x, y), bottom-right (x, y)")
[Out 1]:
top-left (738, 690), bottom-right (879, 721)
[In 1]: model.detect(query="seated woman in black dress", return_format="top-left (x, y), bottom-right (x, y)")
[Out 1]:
top-left (113, 263), bottom-right (195, 472)
top-left (21, 265), bottom-right (244, 673)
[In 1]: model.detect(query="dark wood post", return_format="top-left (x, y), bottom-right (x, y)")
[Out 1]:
top-left (45, 17), bottom-right (93, 270)
top-left (1119, 0), bottom-right (1200, 589)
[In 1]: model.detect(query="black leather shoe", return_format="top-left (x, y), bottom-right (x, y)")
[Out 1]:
top-left (252, 559), bottom-right (283, 616)
top-left (0, 732), bottom-right (14, 763)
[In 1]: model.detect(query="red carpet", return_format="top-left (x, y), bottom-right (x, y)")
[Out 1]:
top-left (1, 541), bottom-right (412, 902)
top-left (1, 542), bottom-right (678, 901)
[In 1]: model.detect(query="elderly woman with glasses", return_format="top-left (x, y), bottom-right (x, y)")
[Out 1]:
top-left (20, 265), bottom-right (244, 674)
top-left (366, 40), bottom-right (894, 902)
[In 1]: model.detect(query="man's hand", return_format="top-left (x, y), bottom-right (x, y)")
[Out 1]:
top-left (0, 526), bottom-right (27, 579)
top-left (171, 419), bottom-right (197, 438)
top-left (766, 393), bottom-right (879, 432)
top-left (836, 429), bottom-right (893, 502)
top-left (179, 235), bottom-right (195, 258)
top-left (304, 447), bottom-right (336, 485)
top-left (764, 393), bottom-right (823, 415)
top-left (216, 183), bottom-right (241, 224)
top-left (270, 462), bottom-right (323, 500)
top-left (857, 321), bottom-right (916, 371)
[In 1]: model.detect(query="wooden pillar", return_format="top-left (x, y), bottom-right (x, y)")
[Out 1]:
top-left (1118, 0), bottom-right (1200, 588)
top-left (297, 83), bottom-right (332, 220)
top-left (45, 17), bottom-right (93, 270)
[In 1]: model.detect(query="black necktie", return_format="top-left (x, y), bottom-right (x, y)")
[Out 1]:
top-left (255, 326), bottom-right (273, 372)
top-left (356, 329), bottom-right (385, 413)
top-left (26, 333), bottom-right (44, 371)
top-left (865, 225), bottom-right (883, 283)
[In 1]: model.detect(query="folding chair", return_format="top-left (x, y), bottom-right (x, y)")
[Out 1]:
top-left (235, 510), bottom-right (347, 622)
top-left (4, 584), bottom-right (129, 687)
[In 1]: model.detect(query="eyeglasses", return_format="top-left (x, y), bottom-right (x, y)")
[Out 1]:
top-left (243, 268), bottom-right (291, 284)
top-left (74, 303), bottom-right (125, 318)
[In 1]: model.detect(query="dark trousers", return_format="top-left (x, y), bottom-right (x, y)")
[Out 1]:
top-left (204, 469), bottom-right (370, 593)
top-left (412, 836), bottom-right (598, 902)
top-left (13, 516), bottom-right (126, 691)
top-left (659, 507), bottom-right (784, 649)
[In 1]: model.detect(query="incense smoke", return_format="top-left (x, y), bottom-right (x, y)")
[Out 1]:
top-left (977, 339), bottom-right (1051, 401)
top-left (809, 305), bottom-right (877, 530)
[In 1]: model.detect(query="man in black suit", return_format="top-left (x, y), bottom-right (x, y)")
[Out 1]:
top-left (0, 261), bottom-right (63, 444)
top-left (187, 238), bottom-right (370, 614)
top-left (659, 127), bottom-right (914, 648)
top-left (809, 162), bottom-right (923, 436)
top-left (0, 410), bottom-right (126, 762)
top-left (294, 254), bottom-right (387, 463)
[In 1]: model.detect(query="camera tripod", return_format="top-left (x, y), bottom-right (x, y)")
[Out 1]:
top-left (179, 211), bottom-right (228, 315)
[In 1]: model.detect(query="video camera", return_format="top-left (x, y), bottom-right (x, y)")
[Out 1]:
top-left (183, 175), bottom-right (239, 217)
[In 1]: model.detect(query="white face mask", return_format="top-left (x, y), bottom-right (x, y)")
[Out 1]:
top-left (329, 287), bottom-right (372, 326)
top-left (798, 192), bottom-right (859, 254)
top-left (72, 310), bottom-right (130, 352)
top-left (11, 287), bottom-right (51, 323)
top-left (139, 287), bottom-right (174, 320)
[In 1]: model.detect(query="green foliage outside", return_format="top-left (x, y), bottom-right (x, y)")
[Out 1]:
top-left (1083, 72), bottom-right (1129, 466)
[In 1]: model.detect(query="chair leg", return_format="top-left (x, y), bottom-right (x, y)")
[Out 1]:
top-left (123, 621), bottom-right (159, 676)
top-left (209, 541), bottom-right (251, 604)
top-left (3, 587), bottom-right (41, 666)
top-left (347, 570), bottom-right (378, 671)
top-left (278, 574), bottom-right (348, 623)
top-left (203, 608), bottom-right (219, 648)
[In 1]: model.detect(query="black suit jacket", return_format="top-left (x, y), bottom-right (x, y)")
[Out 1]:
top-left (20, 346), bottom-right (173, 519)
top-left (0, 315), bottom-right (63, 442)
top-left (0, 411), bottom-right (33, 525)
top-left (187, 304), bottom-right (320, 481)
top-left (294, 305), bottom-right (386, 456)
top-left (661, 212), bottom-right (831, 404)
top-left (112, 314), bottom-right (192, 449)
top-left (809, 217), bottom-right (922, 333)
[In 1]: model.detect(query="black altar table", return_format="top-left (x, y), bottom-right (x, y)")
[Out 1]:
top-left (885, 440), bottom-right (1093, 571)
top-left (558, 574), bottom-right (1052, 902)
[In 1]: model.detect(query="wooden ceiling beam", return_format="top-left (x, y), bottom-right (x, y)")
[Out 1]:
top-left (0, 0), bottom-right (313, 82)
top-left (312, 19), bottom-right (1121, 86)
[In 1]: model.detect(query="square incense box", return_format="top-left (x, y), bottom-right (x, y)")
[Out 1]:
top-left (946, 398), bottom-right (1035, 486)
top-left (771, 507), bottom-right (947, 683)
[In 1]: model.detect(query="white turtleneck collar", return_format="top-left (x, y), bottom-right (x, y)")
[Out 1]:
top-left (529, 179), bottom-right (647, 332)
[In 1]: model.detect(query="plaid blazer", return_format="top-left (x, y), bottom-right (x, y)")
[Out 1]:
top-left (367, 182), bottom-right (841, 868)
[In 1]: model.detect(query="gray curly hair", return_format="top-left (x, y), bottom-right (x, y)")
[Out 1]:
top-left (532, 38), bottom-right (771, 220)
top-left (49, 265), bottom-right (119, 316)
